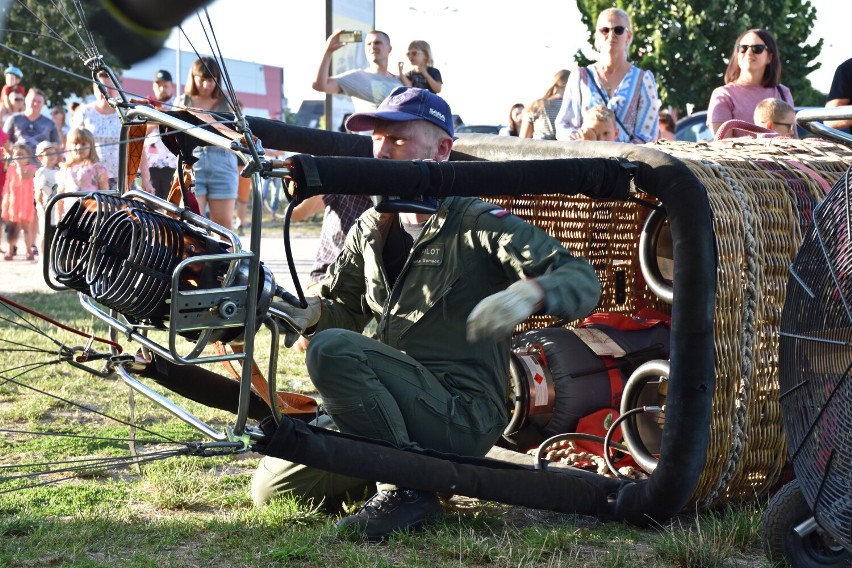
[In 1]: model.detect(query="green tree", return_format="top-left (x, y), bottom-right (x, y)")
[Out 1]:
top-left (573, 0), bottom-right (824, 114)
top-left (0, 0), bottom-right (124, 107)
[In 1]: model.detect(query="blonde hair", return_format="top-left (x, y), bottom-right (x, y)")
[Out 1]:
top-left (544, 69), bottom-right (570, 99)
top-left (754, 97), bottom-right (794, 124)
top-left (583, 104), bottom-right (616, 126)
top-left (35, 140), bottom-right (59, 156)
top-left (408, 40), bottom-right (434, 67)
top-left (66, 126), bottom-right (100, 164)
top-left (595, 7), bottom-right (633, 54)
top-left (529, 70), bottom-right (571, 114)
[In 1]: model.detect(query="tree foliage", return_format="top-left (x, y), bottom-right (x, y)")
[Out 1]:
top-left (0, 0), bottom-right (124, 107)
top-left (573, 0), bottom-right (825, 114)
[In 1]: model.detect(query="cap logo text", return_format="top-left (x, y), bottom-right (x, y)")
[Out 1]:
top-left (429, 108), bottom-right (445, 123)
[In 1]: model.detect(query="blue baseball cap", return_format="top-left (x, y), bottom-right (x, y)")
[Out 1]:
top-left (4, 66), bottom-right (22, 78)
top-left (346, 87), bottom-right (454, 138)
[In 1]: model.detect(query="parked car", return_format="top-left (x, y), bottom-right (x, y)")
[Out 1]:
top-left (674, 111), bottom-right (713, 142)
top-left (455, 124), bottom-right (501, 135)
top-left (675, 109), bottom-right (816, 142)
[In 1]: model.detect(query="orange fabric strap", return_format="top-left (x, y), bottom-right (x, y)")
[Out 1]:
top-left (124, 124), bottom-right (147, 190)
top-left (213, 341), bottom-right (318, 415)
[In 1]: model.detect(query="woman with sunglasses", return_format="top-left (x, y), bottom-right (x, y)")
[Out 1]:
top-left (707, 28), bottom-right (793, 138)
top-left (555, 7), bottom-right (660, 144)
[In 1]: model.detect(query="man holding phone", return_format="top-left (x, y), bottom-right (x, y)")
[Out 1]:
top-left (312, 28), bottom-right (402, 112)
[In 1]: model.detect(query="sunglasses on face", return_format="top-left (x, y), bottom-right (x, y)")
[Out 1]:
top-left (737, 44), bottom-right (768, 55)
top-left (13, 98), bottom-right (23, 102)
top-left (598, 26), bottom-right (627, 36)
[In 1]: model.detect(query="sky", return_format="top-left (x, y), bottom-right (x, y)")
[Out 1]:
top-left (166, 0), bottom-right (851, 126)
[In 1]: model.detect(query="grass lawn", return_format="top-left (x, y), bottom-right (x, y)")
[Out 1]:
top-left (0, 292), bottom-right (774, 567)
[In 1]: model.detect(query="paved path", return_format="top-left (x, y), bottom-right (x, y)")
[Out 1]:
top-left (0, 229), bottom-right (319, 296)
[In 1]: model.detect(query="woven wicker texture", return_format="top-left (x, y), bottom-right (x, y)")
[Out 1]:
top-left (659, 138), bottom-right (851, 507)
top-left (490, 195), bottom-right (668, 331)
top-left (493, 137), bottom-right (852, 508)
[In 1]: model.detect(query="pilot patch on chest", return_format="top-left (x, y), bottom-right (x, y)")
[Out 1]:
top-left (412, 245), bottom-right (444, 266)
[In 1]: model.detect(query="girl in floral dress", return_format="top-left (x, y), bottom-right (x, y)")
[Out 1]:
top-left (2, 143), bottom-right (38, 260)
top-left (56, 127), bottom-right (109, 219)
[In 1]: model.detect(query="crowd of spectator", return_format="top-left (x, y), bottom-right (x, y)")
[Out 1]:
top-left (0, 12), bottom-right (852, 260)
top-left (2, 7), bottom-right (850, 264)
top-left (0, 67), bottom-right (155, 261)
top-left (499, 8), bottom-right (845, 144)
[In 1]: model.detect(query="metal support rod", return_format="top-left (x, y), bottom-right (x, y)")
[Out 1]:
top-left (233, 171), bottom-right (265, 435)
top-left (115, 366), bottom-right (227, 441)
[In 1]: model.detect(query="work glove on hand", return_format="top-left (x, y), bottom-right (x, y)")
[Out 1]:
top-left (466, 279), bottom-right (545, 342)
top-left (270, 297), bottom-right (322, 348)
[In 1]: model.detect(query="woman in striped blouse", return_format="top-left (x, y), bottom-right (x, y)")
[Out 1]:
top-left (555, 7), bottom-right (661, 144)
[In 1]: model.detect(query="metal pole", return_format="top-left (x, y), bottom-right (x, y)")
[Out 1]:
top-left (175, 35), bottom-right (181, 99)
top-left (324, 0), bottom-right (332, 131)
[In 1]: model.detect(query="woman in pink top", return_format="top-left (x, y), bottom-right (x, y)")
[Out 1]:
top-left (707, 28), bottom-right (793, 138)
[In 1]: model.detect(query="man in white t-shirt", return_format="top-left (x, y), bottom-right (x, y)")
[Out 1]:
top-left (301, 29), bottom-right (397, 346)
top-left (312, 29), bottom-right (402, 113)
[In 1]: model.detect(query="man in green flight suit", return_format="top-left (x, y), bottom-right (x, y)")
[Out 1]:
top-left (253, 86), bottom-right (602, 541)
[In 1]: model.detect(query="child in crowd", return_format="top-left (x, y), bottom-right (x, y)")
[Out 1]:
top-left (753, 98), bottom-right (797, 138)
top-left (56, 127), bottom-right (109, 218)
top-left (34, 141), bottom-right (62, 256)
top-left (1, 65), bottom-right (24, 101)
top-left (397, 40), bottom-right (443, 94)
top-left (2, 142), bottom-right (38, 261)
top-left (0, 127), bottom-right (7, 254)
top-left (579, 105), bottom-right (619, 141)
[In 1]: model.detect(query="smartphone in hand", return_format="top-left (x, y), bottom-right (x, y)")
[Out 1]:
top-left (339, 30), bottom-right (362, 43)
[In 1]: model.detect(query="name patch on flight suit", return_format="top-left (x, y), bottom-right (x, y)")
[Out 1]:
top-left (412, 245), bottom-right (444, 266)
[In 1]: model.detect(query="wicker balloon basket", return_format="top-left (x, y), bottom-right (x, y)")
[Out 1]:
top-left (479, 137), bottom-right (852, 508)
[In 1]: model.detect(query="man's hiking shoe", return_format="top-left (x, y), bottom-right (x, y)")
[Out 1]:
top-left (336, 488), bottom-right (442, 541)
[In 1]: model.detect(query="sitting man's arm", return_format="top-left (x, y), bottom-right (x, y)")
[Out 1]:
top-left (467, 212), bottom-right (601, 341)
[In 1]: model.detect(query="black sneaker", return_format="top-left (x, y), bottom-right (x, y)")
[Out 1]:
top-left (336, 488), bottom-right (442, 541)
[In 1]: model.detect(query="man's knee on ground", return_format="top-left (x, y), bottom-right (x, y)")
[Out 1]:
top-left (305, 329), bottom-right (358, 388)
top-left (251, 415), bottom-right (372, 510)
top-left (251, 455), bottom-right (371, 511)
top-left (251, 456), bottom-right (327, 507)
